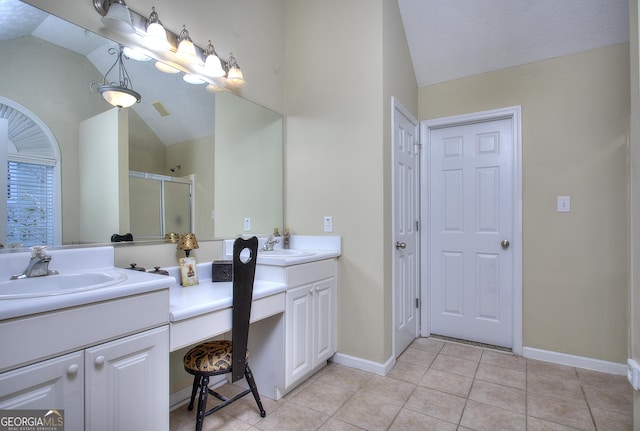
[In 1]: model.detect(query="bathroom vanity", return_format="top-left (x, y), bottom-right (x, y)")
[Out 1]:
top-left (0, 247), bottom-right (171, 431)
top-left (0, 236), bottom-right (340, 429)
top-left (171, 235), bottom-right (340, 401)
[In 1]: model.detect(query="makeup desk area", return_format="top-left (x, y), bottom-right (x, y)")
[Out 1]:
top-left (168, 236), bottom-right (341, 401)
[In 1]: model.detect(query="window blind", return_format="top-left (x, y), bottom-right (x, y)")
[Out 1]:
top-left (6, 161), bottom-right (55, 247)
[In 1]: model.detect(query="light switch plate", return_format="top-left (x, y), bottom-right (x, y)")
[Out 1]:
top-left (244, 217), bottom-right (251, 231)
top-left (557, 196), bottom-right (571, 213)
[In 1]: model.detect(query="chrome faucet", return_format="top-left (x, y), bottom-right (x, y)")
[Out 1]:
top-left (261, 235), bottom-right (279, 252)
top-left (10, 246), bottom-right (59, 279)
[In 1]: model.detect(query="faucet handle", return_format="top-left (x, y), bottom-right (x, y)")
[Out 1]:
top-left (30, 245), bottom-right (48, 257)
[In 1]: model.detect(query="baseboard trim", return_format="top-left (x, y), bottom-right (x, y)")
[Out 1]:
top-left (331, 352), bottom-right (395, 376)
top-left (523, 346), bottom-right (627, 376)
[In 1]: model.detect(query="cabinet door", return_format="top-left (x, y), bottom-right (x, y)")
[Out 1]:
top-left (0, 352), bottom-right (84, 430)
top-left (314, 278), bottom-right (336, 364)
top-left (85, 326), bottom-right (169, 431)
top-left (285, 284), bottom-right (313, 386)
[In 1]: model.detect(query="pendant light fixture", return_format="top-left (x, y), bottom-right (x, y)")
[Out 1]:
top-left (90, 45), bottom-right (141, 108)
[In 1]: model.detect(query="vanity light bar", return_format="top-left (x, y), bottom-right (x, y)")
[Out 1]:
top-left (92, 0), bottom-right (234, 77)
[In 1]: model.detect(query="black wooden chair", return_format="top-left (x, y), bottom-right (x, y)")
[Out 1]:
top-left (183, 236), bottom-right (266, 431)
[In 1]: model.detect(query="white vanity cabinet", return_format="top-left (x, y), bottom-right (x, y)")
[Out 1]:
top-left (85, 326), bottom-right (169, 431)
top-left (0, 326), bottom-right (168, 431)
top-left (0, 352), bottom-right (85, 430)
top-left (0, 283), bottom-right (170, 431)
top-left (284, 259), bottom-right (337, 389)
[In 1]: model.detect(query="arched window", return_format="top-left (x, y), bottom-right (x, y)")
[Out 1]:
top-left (0, 98), bottom-right (61, 248)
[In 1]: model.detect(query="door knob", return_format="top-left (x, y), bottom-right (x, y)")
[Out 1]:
top-left (395, 242), bottom-right (406, 250)
top-left (501, 240), bottom-right (510, 249)
top-left (95, 355), bottom-right (105, 366)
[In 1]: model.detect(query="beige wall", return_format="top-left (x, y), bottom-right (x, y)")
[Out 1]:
top-left (419, 44), bottom-right (630, 363)
top-left (284, 0), bottom-right (417, 363)
top-left (629, 1), bottom-right (640, 427)
top-left (128, 109), bottom-right (166, 174)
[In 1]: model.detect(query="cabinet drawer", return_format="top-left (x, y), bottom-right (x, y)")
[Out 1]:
top-left (286, 260), bottom-right (335, 288)
top-left (0, 289), bottom-right (169, 373)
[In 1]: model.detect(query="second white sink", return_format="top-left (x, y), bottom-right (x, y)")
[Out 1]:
top-left (0, 271), bottom-right (128, 299)
top-left (258, 249), bottom-right (315, 258)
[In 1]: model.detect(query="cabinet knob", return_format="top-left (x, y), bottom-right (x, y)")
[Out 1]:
top-left (95, 355), bottom-right (105, 366)
top-left (67, 364), bottom-right (79, 375)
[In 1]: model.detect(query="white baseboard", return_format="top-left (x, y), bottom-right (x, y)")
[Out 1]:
top-left (331, 352), bottom-right (395, 376)
top-left (523, 346), bottom-right (627, 376)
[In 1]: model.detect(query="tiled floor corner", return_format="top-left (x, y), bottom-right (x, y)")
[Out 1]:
top-left (170, 338), bottom-right (633, 431)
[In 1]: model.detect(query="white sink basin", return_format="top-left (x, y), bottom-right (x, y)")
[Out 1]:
top-left (258, 249), bottom-right (315, 258)
top-left (0, 272), bottom-right (128, 299)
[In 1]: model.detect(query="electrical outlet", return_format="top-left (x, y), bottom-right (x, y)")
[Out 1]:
top-left (244, 217), bottom-right (251, 232)
top-left (557, 196), bottom-right (571, 213)
top-left (323, 216), bottom-right (333, 232)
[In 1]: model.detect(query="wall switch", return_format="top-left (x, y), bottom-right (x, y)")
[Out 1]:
top-left (628, 359), bottom-right (640, 390)
top-left (211, 210), bottom-right (215, 220)
top-left (323, 216), bottom-right (333, 232)
top-left (557, 196), bottom-right (571, 213)
top-left (244, 217), bottom-right (251, 232)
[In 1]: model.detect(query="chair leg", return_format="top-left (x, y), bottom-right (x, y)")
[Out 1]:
top-left (244, 365), bottom-right (266, 417)
top-left (187, 375), bottom-right (200, 411)
top-left (195, 375), bottom-right (209, 431)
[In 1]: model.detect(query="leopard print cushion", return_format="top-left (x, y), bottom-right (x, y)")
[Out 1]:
top-left (183, 340), bottom-right (249, 374)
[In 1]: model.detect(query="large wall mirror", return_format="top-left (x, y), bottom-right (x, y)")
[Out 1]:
top-left (0, 0), bottom-right (283, 248)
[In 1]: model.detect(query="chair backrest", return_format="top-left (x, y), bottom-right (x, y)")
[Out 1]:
top-left (231, 236), bottom-right (258, 382)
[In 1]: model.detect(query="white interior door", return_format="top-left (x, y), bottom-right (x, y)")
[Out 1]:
top-left (425, 110), bottom-right (520, 349)
top-left (392, 98), bottom-right (420, 357)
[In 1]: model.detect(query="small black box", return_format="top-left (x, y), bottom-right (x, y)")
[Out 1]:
top-left (212, 260), bottom-right (232, 282)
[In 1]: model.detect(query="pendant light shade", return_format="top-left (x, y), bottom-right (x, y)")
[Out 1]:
top-left (90, 45), bottom-right (141, 108)
top-left (98, 86), bottom-right (140, 108)
top-left (101, 0), bottom-right (135, 34)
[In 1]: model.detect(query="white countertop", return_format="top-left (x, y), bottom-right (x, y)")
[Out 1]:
top-left (224, 235), bottom-right (342, 266)
top-left (169, 279), bottom-right (286, 322)
top-left (0, 268), bottom-right (173, 321)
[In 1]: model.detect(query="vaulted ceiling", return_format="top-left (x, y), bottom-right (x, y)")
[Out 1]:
top-left (397, 0), bottom-right (630, 87)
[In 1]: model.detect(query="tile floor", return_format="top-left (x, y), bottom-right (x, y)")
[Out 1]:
top-left (170, 338), bottom-right (633, 431)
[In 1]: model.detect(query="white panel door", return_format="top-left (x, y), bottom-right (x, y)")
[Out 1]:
top-left (392, 99), bottom-right (420, 357)
top-left (429, 118), bottom-right (513, 347)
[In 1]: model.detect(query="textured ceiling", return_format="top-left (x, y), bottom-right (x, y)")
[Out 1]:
top-left (397, 0), bottom-right (630, 87)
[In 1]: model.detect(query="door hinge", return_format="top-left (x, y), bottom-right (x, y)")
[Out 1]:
top-left (416, 220), bottom-right (419, 231)
top-left (416, 298), bottom-right (419, 309)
